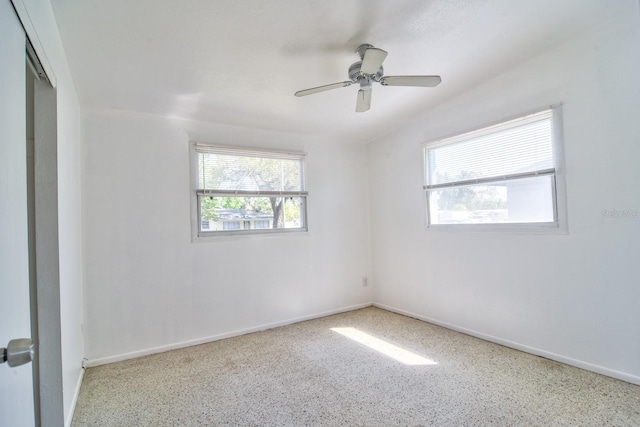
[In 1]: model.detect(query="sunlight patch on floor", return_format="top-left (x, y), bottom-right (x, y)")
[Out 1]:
top-left (331, 327), bottom-right (437, 366)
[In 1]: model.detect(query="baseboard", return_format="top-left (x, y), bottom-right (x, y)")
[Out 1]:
top-left (86, 302), bottom-right (373, 368)
top-left (373, 302), bottom-right (640, 386)
top-left (65, 366), bottom-right (85, 427)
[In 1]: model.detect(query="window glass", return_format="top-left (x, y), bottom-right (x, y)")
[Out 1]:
top-left (193, 145), bottom-right (307, 235)
top-left (424, 109), bottom-right (558, 227)
top-left (198, 196), bottom-right (305, 232)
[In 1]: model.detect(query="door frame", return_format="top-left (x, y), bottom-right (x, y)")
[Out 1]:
top-left (28, 59), bottom-right (65, 426)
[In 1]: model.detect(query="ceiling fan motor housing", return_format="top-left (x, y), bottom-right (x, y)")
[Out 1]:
top-left (348, 61), bottom-right (383, 83)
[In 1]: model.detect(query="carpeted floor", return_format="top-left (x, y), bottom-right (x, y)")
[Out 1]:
top-left (72, 307), bottom-right (640, 426)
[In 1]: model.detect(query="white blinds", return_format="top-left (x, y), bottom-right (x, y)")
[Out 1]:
top-left (425, 109), bottom-right (554, 188)
top-left (195, 144), bottom-right (307, 195)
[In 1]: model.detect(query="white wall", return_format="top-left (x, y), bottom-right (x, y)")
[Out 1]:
top-left (82, 109), bottom-right (372, 363)
top-left (18, 0), bottom-right (85, 423)
top-left (368, 3), bottom-right (640, 384)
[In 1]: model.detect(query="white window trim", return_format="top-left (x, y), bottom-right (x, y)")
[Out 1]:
top-left (422, 105), bottom-right (568, 234)
top-left (189, 142), bottom-right (309, 241)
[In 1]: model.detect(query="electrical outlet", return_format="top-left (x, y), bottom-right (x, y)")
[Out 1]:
top-left (362, 276), bottom-right (368, 287)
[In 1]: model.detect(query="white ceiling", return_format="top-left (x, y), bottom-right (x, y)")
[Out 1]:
top-left (50, 0), bottom-right (608, 142)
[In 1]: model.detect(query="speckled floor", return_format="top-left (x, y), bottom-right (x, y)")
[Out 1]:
top-left (72, 307), bottom-right (640, 426)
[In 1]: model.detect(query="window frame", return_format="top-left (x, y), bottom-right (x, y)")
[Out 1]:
top-left (422, 106), bottom-right (567, 233)
top-left (190, 142), bottom-right (309, 240)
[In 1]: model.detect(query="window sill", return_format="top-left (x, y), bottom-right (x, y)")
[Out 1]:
top-left (425, 222), bottom-right (568, 235)
top-left (192, 227), bottom-right (309, 243)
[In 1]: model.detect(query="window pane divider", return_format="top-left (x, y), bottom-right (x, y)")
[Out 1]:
top-left (424, 168), bottom-right (555, 190)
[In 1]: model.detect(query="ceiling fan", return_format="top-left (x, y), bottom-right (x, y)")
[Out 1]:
top-left (294, 44), bottom-right (441, 112)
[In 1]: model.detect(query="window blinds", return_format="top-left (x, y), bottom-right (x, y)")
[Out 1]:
top-left (194, 144), bottom-right (307, 196)
top-left (425, 109), bottom-right (554, 189)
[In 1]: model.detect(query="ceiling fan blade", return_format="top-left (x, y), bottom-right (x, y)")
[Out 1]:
top-left (355, 89), bottom-right (372, 113)
top-left (295, 81), bottom-right (353, 97)
top-left (361, 48), bottom-right (388, 75)
top-left (380, 76), bottom-right (442, 87)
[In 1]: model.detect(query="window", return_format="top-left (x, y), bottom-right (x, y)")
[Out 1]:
top-left (424, 108), bottom-right (561, 228)
top-left (222, 221), bottom-right (241, 230)
top-left (193, 144), bottom-right (307, 236)
top-left (253, 220), bottom-right (270, 229)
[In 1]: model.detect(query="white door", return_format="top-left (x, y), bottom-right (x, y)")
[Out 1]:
top-left (0, 0), bottom-right (36, 425)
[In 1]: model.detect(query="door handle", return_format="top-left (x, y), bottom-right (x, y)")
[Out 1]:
top-left (1, 338), bottom-right (34, 367)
